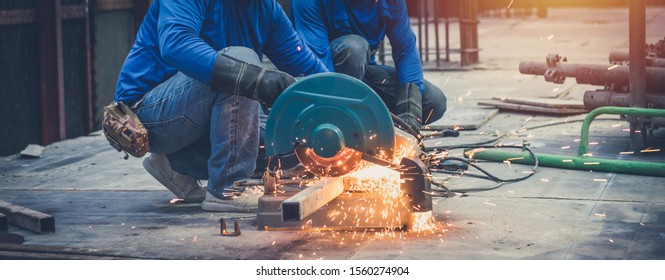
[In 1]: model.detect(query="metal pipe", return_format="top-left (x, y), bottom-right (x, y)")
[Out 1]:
top-left (609, 51), bottom-right (665, 68)
top-left (578, 106), bottom-right (665, 156)
top-left (468, 148), bottom-right (665, 178)
top-left (583, 90), bottom-right (665, 110)
top-left (630, 0), bottom-right (647, 109)
top-left (519, 61), bottom-right (665, 92)
top-left (630, 0), bottom-right (647, 151)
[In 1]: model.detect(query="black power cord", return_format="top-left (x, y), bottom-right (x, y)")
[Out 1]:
top-left (427, 145), bottom-right (539, 196)
top-left (423, 117), bottom-right (620, 151)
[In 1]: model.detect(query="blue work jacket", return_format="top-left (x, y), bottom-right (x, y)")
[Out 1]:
top-left (115, 0), bottom-right (328, 104)
top-left (291, 0), bottom-right (424, 92)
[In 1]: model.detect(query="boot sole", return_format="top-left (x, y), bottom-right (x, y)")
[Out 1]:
top-left (142, 157), bottom-right (205, 203)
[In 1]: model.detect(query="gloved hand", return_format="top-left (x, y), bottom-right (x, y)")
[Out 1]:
top-left (210, 53), bottom-right (296, 107)
top-left (396, 83), bottom-right (423, 135)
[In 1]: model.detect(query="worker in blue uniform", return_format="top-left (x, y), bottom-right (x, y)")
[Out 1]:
top-left (291, 0), bottom-right (447, 134)
top-left (114, 0), bottom-right (328, 212)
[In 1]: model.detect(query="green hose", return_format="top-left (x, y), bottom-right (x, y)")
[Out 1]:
top-left (469, 107), bottom-right (665, 177)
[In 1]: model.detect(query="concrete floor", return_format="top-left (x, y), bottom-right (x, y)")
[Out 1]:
top-left (1, 7), bottom-right (665, 260)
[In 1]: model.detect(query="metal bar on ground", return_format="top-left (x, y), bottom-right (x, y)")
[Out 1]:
top-left (0, 201), bottom-right (55, 234)
top-left (281, 177), bottom-right (345, 222)
top-left (0, 243), bottom-right (142, 260)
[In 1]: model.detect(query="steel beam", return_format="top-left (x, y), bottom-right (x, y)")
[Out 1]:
top-left (0, 201), bottom-right (55, 234)
top-left (0, 9), bottom-right (36, 26)
top-left (459, 0), bottom-right (479, 66)
top-left (37, 0), bottom-right (66, 145)
top-left (281, 177), bottom-right (345, 222)
top-left (83, 0), bottom-right (94, 134)
top-left (629, 0), bottom-right (648, 151)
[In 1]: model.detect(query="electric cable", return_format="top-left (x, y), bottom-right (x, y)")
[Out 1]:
top-left (428, 145), bottom-right (539, 195)
top-left (423, 117), bottom-right (620, 151)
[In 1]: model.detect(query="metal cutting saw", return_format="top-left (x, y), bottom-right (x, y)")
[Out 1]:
top-left (256, 73), bottom-right (434, 231)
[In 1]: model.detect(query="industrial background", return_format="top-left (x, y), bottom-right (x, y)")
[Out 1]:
top-left (1, 0), bottom-right (665, 262)
top-left (2, 0), bottom-right (665, 157)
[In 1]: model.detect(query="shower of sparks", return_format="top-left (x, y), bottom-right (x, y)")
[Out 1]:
top-left (547, 34), bottom-right (554, 40)
top-left (561, 146), bottom-right (570, 149)
top-left (607, 65), bottom-right (619, 70)
top-left (593, 178), bottom-right (608, 182)
top-left (507, 0), bottom-right (514, 9)
top-left (640, 148), bottom-right (660, 153)
top-left (584, 162), bottom-right (600, 165)
top-left (619, 151), bottom-right (634, 155)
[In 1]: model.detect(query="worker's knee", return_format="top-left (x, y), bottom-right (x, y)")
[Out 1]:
top-left (218, 46), bottom-right (261, 66)
top-left (330, 34), bottom-right (370, 78)
top-left (422, 81), bottom-right (447, 124)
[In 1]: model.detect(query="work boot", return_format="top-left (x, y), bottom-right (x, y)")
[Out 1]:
top-left (201, 186), bottom-right (263, 212)
top-left (142, 153), bottom-right (206, 202)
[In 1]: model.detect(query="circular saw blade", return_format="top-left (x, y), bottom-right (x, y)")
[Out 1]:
top-left (296, 147), bottom-right (363, 177)
top-left (265, 73), bottom-right (396, 177)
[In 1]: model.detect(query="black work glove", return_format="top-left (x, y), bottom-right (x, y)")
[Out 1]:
top-left (396, 83), bottom-right (423, 135)
top-left (210, 53), bottom-right (296, 107)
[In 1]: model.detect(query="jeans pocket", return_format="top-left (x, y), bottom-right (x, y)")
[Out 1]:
top-left (143, 115), bottom-right (204, 154)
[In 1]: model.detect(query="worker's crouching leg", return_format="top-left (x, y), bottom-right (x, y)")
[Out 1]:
top-left (203, 46), bottom-right (264, 212)
top-left (363, 65), bottom-right (447, 125)
top-left (330, 34), bottom-right (371, 79)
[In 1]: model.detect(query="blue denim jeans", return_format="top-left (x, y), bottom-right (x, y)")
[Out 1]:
top-left (330, 34), bottom-right (447, 124)
top-left (133, 47), bottom-right (264, 198)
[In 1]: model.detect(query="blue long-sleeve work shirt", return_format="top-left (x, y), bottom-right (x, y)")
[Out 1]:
top-left (291, 0), bottom-right (425, 92)
top-left (115, 0), bottom-right (328, 104)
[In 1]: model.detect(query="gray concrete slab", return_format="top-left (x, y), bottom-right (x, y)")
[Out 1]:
top-left (2, 7), bottom-right (665, 260)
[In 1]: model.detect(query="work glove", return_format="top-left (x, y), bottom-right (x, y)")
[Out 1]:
top-left (396, 83), bottom-right (423, 135)
top-left (210, 53), bottom-right (296, 107)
